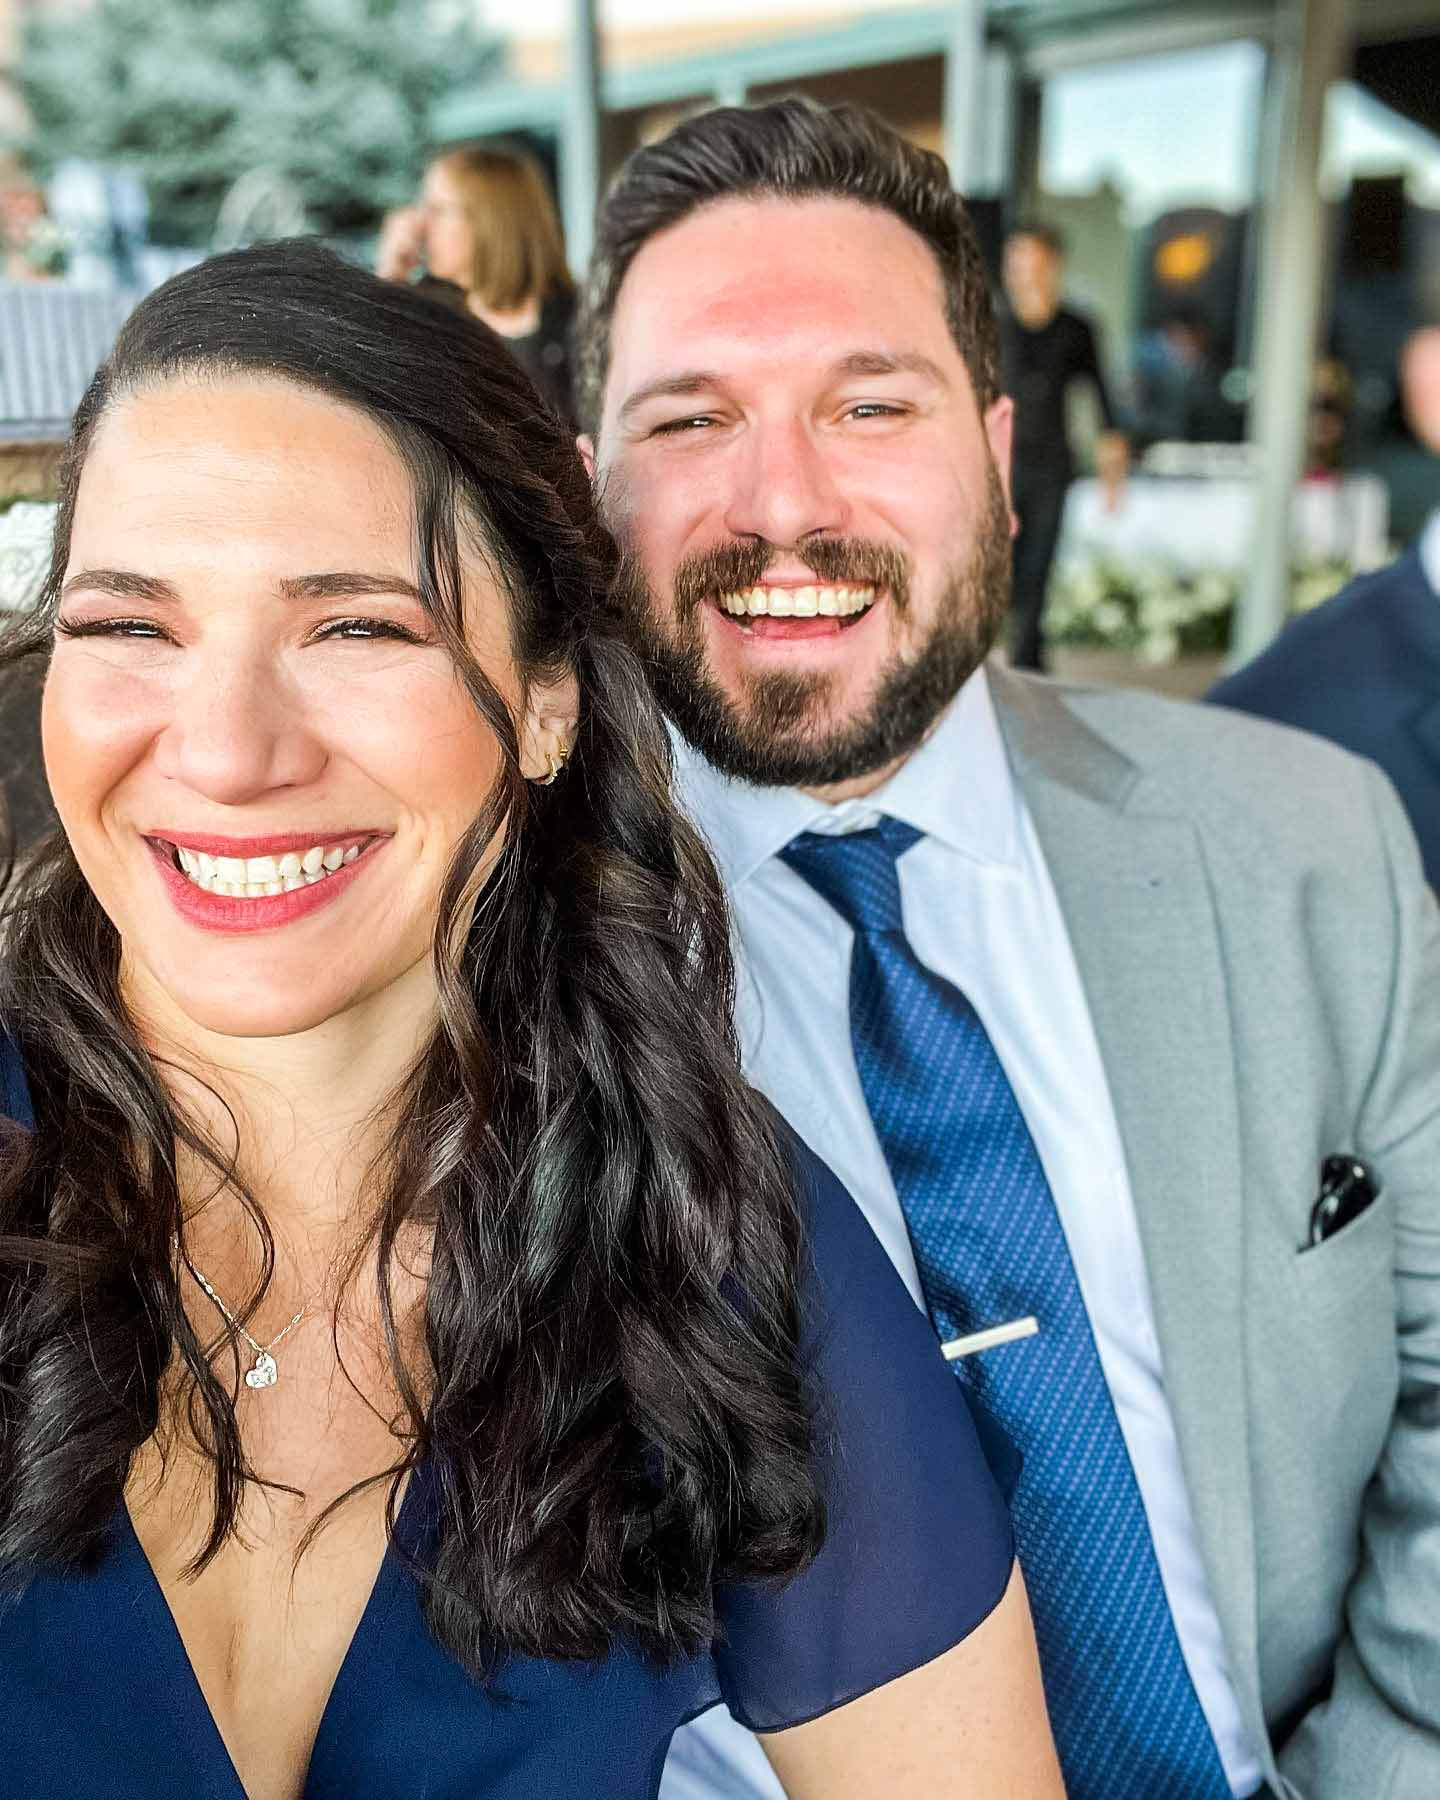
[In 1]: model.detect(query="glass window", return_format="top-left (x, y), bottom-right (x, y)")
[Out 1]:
top-left (1031, 41), bottom-right (1268, 451)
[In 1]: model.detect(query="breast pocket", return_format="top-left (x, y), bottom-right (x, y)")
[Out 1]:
top-left (1290, 1183), bottom-right (1394, 1319)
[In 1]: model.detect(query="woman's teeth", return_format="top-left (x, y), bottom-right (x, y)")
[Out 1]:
top-left (172, 841), bottom-right (363, 899)
top-left (719, 584), bottom-right (875, 618)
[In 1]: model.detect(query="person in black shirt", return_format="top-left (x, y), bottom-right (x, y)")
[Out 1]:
top-left (999, 221), bottom-right (1128, 670)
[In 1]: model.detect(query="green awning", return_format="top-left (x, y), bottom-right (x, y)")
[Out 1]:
top-left (432, 6), bottom-right (962, 141)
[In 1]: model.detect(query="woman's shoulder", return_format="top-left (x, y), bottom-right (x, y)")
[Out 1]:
top-left (713, 1103), bottom-right (1018, 1733)
top-left (771, 1106), bottom-right (1019, 1489)
top-left (773, 1109), bottom-right (941, 1340)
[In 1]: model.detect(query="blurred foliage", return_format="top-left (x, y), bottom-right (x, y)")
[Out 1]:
top-left (1047, 553), bottom-right (1357, 663)
top-left (15, 0), bottom-right (500, 245)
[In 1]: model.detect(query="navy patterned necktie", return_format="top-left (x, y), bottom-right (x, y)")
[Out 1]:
top-left (780, 816), bottom-right (1231, 1797)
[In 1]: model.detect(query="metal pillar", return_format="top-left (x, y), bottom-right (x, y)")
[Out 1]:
top-left (560, 0), bottom-right (602, 275)
top-left (1231, 0), bottom-right (1348, 665)
top-left (943, 1), bottom-right (987, 192)
top-left (1010, 76), bottom-right (1044, 216)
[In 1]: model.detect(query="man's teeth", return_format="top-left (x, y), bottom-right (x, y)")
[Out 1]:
top-left (719, 584), bottom-right (875, 618)
top-left (172, 841), bottom-right (363, 898)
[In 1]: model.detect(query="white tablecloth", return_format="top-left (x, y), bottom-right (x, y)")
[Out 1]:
top-left (1058, 473), bottom-right (1389, 574)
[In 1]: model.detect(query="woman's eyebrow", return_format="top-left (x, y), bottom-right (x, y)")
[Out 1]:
top-left (59, 568), bottom-right (180, 603)
top-left (59, 569), bottom-right (425, 604)
top-left (277, 571), bottom-right (425, 603)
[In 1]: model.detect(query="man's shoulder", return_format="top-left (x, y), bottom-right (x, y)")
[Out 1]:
top-left (1011, 672), bottom-right (1392, 855)
top-left (1038, 672), bottom-right (1372, 783)
top-left (1019, 677), bottom-right (1427, 941)
top-left (1065, 676), bottom-right (1360, 759)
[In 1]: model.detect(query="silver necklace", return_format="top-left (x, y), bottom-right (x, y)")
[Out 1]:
top-left (178, 1247), bottom-right (306, 1390)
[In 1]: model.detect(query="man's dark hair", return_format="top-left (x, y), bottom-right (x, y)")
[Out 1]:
top-left (577, 96), bottom-right (1000, 436)
top-left (1005, 218), bottom-right (1066, 259)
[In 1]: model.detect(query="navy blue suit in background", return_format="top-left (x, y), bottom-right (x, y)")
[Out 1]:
top-left (1210, 543), bottom-right (1440, 889)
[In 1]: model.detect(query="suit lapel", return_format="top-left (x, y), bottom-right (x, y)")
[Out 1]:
top-left (990, 666), bottom-right (1265, 1745)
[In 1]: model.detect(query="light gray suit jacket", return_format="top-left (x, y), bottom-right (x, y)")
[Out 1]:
top-left (665, 666), bottom-right (1440, 1798)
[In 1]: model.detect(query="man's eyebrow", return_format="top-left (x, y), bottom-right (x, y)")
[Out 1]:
top-left (59, 569), bottom-right (425, 604)
top-left (832, 350), bottom-right (950, 385)
top-left (617, 352), bottom-right (951, 422)
top-left (618, 371), bottom-right (724, 422)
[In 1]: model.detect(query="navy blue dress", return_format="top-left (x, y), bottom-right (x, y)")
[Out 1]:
top-left (0, 1035), bottom-right (1016, 1799)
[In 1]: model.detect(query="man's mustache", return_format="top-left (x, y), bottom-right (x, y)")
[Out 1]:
top-left (672, 538), bottom-right (911, 617)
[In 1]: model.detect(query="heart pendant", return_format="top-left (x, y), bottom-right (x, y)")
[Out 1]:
top-left (244, 1351), bottom-right (279, 1389)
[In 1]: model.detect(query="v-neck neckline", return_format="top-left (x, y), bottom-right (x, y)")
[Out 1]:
top-left (116, 1468), bottom-right (429, 1800)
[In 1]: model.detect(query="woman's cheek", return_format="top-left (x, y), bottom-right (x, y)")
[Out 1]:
top-left (303, 657), bottom-right (502, 807)
top-left (42, 650), bottom-right (172, 818)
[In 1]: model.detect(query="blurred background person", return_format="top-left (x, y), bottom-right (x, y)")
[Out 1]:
top-left (1132, 307), bottom-right (1244, 449)
top-left (999, 219), bottom-right (1129, 672)
top-left (1306, 356), bottom-right (1355, 476)
top-left (0, 176), bottom-right (65, 283)
top-left (1212, 322), bottom-right (1440, 889)
top-left (378, 142), bottom-right (576, 425)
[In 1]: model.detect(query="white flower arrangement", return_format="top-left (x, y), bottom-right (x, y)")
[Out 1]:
top-left (0, 500), bottom-right (57, 614)
top-left (1047, 550), bottom-right (1355, 664)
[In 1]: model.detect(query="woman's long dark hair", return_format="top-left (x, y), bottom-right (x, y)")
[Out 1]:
top-left (0, 241), bottom-right (822, 1673)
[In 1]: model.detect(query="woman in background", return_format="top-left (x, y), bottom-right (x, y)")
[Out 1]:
top-left (379, 141), bottom-right (577, 423)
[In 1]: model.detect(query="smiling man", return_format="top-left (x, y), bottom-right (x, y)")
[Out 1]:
top-left (583, 149), bottom-right (1010, 801)
top-left (577, 99), bottom-right (1440, 1800)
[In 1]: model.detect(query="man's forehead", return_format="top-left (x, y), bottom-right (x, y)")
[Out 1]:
top-left (607, 196), bottom-right (954, 389)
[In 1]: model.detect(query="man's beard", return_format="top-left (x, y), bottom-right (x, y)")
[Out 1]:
top-left (612, 463), bottom-right (1013, 789)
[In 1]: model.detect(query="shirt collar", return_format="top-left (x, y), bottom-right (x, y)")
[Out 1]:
top-left (672, 664), bottom-right (1022, 889)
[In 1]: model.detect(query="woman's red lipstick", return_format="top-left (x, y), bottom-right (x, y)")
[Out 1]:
top-left (144, 834), bottom-right (389, 936)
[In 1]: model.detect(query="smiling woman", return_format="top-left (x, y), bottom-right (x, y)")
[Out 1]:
top-left (0, 243), bottom-right (1058, 1800)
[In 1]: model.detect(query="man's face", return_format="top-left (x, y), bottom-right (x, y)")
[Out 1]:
top-left (1401, 325), bottom-right (1440, 455)
top-left (1002, 233), bottom-right (1061, 308)
top-left (586, 195), bottom-right (1015, 793)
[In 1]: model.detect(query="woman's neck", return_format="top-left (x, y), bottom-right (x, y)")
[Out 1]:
top-left (123, 954), bottom-right (438, 1245)
top-left (466, 292), bottom-right (543, 338)
top-left (1011, 282), bottom-right (1061, 330)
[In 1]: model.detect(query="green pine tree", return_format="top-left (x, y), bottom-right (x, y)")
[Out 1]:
top-left (16, 0), bottom-right (501, 245)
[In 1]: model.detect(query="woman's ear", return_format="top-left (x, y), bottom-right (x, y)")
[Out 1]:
top-left (519, 670), bottom-right (580, 784)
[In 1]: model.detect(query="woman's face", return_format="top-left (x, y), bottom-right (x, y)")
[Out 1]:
top-left (419, 161), bottom-right (476, 290)
top-left (43, 375), bottom-right (564, 1041)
